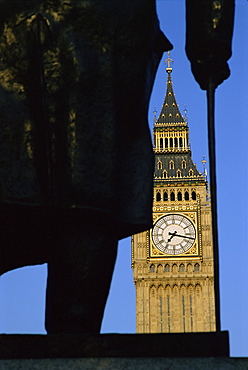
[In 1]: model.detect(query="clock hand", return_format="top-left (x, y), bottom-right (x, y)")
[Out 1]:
top-left (168, 231), bottom-right (195, 240)
top-left (176, 234), bottom-right (195, 240)
top-left (167, 231), bottom-right (177, 242)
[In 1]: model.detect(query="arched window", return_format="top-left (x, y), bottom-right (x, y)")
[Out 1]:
top-left (163, 192), bottom-right (168, 201)
top-left (176, 170), bottom-right (182, 177)
top-left (179, 137), bottom-right (183, 147)
top-left (170, 192), bottom-right (175, 201)
top-left (181, 284), bottom-right (186, 295)
top-left (165, 138), bottom-right (168, 148)
top-left (170, 138), bottom-right (173, 148)
top-left (196, 284), bottom-right (201, 296)
top-left (156, 192), bottom-right (161, 201)
top-left (157, 161), bottom-right (162, 170)
top-left (182, 160), bottom-right (186, 169)
top-left (173, 284), bottom-right (179, 295)
top-left (189, 169), bottom-right (194, 176)
top-left (172, 264), bottom-right (177, 273)
top-left (158, 286), bottom-right (163, 301)
top-left (192, 191), bottom-right (197, 200)
top-left (157, 264), bottom-right (163, 273)
top-left (165, 264), bottom-right (170, 272)
top-left (185, 191), bottom-right (189, 200)
top-left (163, 170), bottom-right (168, 178)
top-left (194, 263), bottom-right (200, 272)
top-left (177, 191), bottom-right (182, 201)
top-left (179, 264), bottom-right (185, 272)
top-left (150, 285), bottom-right (156, 298)
top-left (187, 263), bottom-right (193, 273)
top-left (169, 160), bottom-right (174, 169)
top-left (188, 284), bottom-right (194, 295)
top-left (150, 264), bottom-right (155, 273)
top-left (160, 138), bottom-right (163, 149)
top-left (174, 138), bottom-right (178, 147)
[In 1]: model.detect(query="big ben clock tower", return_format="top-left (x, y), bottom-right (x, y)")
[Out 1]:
top-left (132, 55), bottom-right (216, 334)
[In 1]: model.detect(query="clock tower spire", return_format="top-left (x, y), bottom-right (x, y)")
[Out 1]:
top-left (132, 56), bottom-right (216, 333)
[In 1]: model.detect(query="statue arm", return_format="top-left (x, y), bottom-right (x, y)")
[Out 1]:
top-left (185, 0), bottom-right (235, 90)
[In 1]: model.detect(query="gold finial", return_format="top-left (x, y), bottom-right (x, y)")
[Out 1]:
top-left (202, 156), bottom-right (207, 177)
top-left (164, 51), bottom-right (173, 73)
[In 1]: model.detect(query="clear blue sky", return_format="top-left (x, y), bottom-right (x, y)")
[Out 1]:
top-left (1, 0), bottom-right (247, 358)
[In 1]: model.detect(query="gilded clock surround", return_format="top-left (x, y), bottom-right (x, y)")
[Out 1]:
top-left (132, 56), bottom-right (216, 334)
top-left (150, 210), bottom-right (201, 259)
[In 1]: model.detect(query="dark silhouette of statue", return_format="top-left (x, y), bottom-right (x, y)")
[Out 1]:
top-left (0, 0), bottom-right (234, 333)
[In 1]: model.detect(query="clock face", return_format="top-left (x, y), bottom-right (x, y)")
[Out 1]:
top-left (152, 214), bottom-right (196, 255)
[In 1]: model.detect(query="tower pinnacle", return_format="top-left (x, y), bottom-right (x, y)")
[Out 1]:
top-left (153, 54), bottom-right (191, 154)
top-left (164, 51), bottom-right (173, 73)
top-left (155, 54), bottom-right (186, 127)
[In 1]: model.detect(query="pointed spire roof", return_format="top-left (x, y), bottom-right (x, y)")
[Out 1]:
top-left (156, 53), bottom-right (186, 126)
top-left (152, 54), bottom-right (206, 184)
